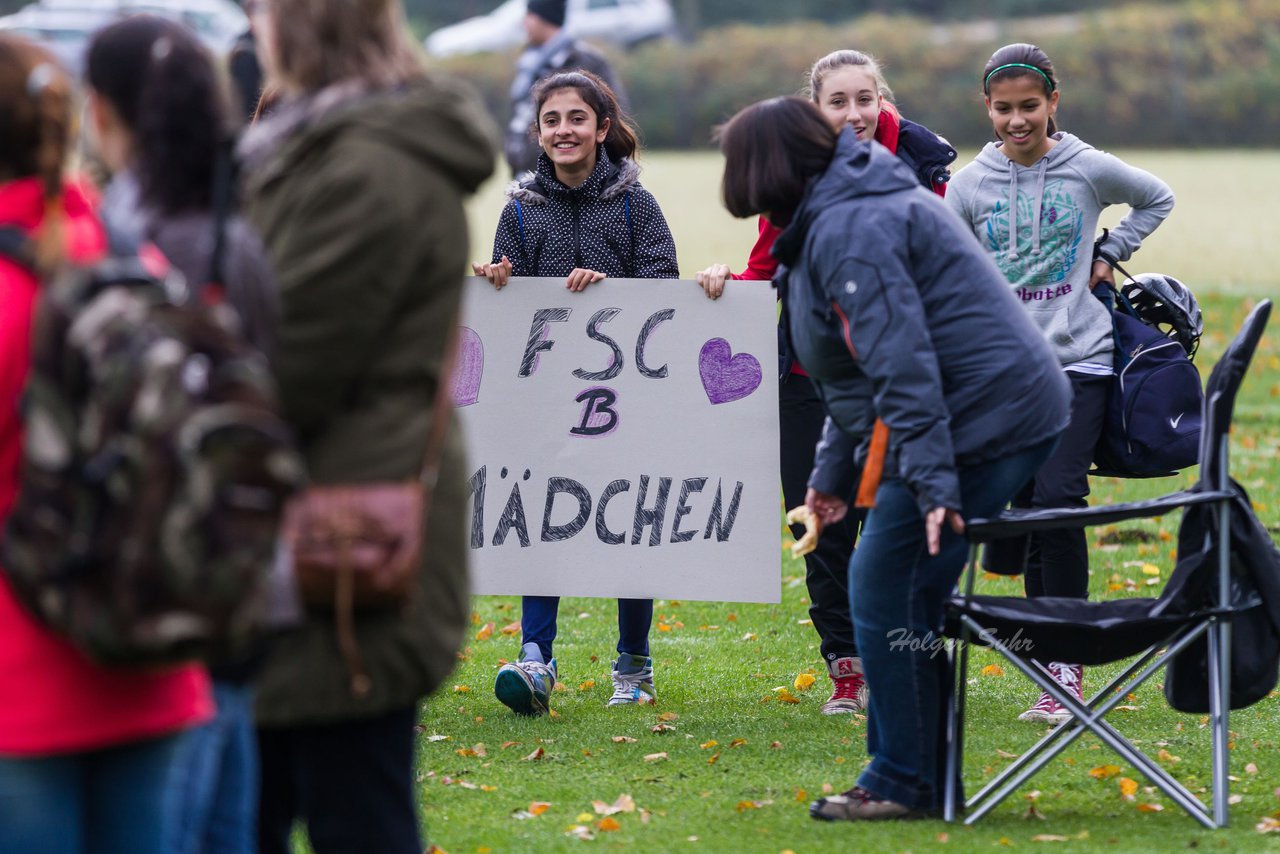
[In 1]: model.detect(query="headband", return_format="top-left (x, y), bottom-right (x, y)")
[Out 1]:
top-left (984, 62), bottom-right (1056, 93)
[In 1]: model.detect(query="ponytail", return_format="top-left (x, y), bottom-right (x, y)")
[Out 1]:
top-left (531, 70), bottom-right (639, 163)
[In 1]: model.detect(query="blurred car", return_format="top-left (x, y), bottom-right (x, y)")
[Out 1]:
top-left (0, 0), bottom-right (247, 74)
top-left (425, 0), bottom-right (676, 58)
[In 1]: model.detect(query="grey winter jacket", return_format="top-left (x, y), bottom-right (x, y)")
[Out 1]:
top-left (945, 133), bottom-right (1174, 371)
top-left (491, 149), bottom-right (678, 279)
top-left (772, 131), bottom-right (1071, 516)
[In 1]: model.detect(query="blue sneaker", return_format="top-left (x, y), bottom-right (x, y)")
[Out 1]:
top-left (608, 653), bottom-right (656, 706)
top-left (495, 643), bottom-right (557, 717)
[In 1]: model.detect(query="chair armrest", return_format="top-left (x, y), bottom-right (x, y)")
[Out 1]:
top-left (965, 489), bottom-right (1233, 543)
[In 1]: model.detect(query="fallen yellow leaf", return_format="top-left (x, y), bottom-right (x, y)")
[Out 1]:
top-left (700, 740), bottom-right (718, 749)
top-left (1031, 835), bottom-right (1071, 842)
top-left (643, 752), bottom-right (668, 762)
top-left (475, 621), bottom-right (495, 640)
top-left (794, 673), bottom-right (818, 692)
top-left (657, 711), bottom-right (679, 722)
top-left (1090, 764), bottom-right (1122, 779)
top-left (1137, 803), bottom-right (1164, 812)
top-left (499, 620), bottom-right (521, 635)
top-left (524, 747), bottom-right (545, 761)
top-left (794, 788), bottom-right (807, 802)
top-left (729, 738), bottom-right (748, 748)
top-left (1119, 777), bottom-right (1139, 799)
top-left (774, 687), bottom-right (801, 704)
top-left (735, 800), bottom-right (762, 812)
top-left (529, 802), bottom-right (551, 816)
top-left (707, 752), bottom-right (720, 765)
top-left (596, 817), bottom-right (621, 832)
top-left (1141, 563), bottom-right (1161, 576)
top-left (982, 664), bottom-right (1005, 677)
top-left (578, 680), bottom-right (595, 691)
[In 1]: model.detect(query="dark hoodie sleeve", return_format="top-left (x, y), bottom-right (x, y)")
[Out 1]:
top-left (818, 231), bottom-right (961, 518)
top-left (492, 201), bottom-right (530, 276)
top-left (808, 416), bottom-right (861, 500)
top-left (628, 188), bottom-right (679, 279)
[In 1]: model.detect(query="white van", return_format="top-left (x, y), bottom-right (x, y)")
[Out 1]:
top-left (425, 0), bottom-right (676, 58)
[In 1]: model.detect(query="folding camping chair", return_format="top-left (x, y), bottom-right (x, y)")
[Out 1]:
top-left (942, 299), bottom-right (1274, 828)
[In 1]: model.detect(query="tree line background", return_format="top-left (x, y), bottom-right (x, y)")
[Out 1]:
top-left (428, 0), bottom-right (1279, 149)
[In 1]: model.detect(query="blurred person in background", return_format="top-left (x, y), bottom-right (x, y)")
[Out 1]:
top-left (83, 14), bottom-right (284, 853)
top-left (237, 0), bottom-right (496, 850)
top-left (0, 32), bottom-right (213, 853)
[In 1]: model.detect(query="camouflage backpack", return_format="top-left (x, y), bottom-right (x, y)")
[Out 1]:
top-left (1, 230), bottom-right (305, 667)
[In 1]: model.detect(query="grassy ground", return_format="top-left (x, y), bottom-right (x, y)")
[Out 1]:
top-left (403, 154), bottom-right (1280, 853)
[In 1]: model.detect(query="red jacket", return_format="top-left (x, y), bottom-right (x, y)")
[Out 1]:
top-left (731, 106), bottom-right (948, 377)
top-left (0, 177), bottom-right (212, 756)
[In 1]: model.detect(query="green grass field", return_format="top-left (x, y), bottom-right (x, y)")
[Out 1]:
top-left (410, 151), bottom-right (1280, 854)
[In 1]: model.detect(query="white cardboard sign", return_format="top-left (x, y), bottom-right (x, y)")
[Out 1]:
top-left (455, 277), bottom-right (781, 603)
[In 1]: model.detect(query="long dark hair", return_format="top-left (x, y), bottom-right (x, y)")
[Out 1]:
top-left (531, 70), bottom-right (639, 163)
top-left (982, 42), bottom-right (1059, 136)
top-left (717, 96), bottom-right (836, 226)
top-left (86, 15), bottom-right (229, 215)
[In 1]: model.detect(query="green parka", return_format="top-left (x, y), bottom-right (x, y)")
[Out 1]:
top-left (241, 76), bottom-right (496, 726)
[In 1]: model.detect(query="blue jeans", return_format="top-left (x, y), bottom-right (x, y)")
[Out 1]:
top-left (170, 681), bottom-right (258, 854)
top-left (0, 732), bottom-right (188, 854)
top-left (851, 439), bottom-right (1058, 810)
top-left (521, 596), bottom-right (653, 662)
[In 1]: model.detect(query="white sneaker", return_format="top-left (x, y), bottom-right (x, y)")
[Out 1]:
top-left (607, 653), bottom-right (656, 706)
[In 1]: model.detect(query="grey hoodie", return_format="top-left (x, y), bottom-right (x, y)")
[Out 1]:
top-left (945, 132), bottom-right (1174, 370)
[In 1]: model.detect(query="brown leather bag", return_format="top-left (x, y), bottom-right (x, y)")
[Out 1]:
top-left (283, 342), bottom-right (455, 698)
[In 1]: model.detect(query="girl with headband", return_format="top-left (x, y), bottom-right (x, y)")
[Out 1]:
top-left (945, 42), bottom-right (1175, 726)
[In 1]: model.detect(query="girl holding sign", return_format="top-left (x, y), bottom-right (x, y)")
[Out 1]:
top-left (694, 50), bottom-right (955, 716)
top-left (473, 70), bottom-right (679, 716)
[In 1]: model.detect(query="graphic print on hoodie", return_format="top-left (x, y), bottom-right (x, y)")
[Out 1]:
top-left (985, 177), bottom-right (1083, 289)
top-left (946, 132), bottom-right (1174, 373)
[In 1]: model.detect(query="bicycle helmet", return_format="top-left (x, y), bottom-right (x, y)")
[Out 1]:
top-left (1121, 273), bottom-right (1203, 360)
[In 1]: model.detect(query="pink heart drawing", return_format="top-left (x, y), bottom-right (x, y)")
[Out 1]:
top-left (451, 326), bottom-right (483, 407)
top-left (698, 338), bottom-right (762, 405)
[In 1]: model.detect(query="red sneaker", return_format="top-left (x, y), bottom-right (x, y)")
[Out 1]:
top-left (822, 656), bottom-right (869, 715)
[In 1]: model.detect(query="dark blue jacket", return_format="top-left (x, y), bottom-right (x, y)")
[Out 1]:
top-left (772, 131), bottom-right (1071, 516)
top-left (492, 149), bottom-right (678, 280)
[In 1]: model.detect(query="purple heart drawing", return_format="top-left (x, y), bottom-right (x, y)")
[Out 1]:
top-left (698, 338), bottom-right (762, 405)
top-left (451, 326), bottom-right (484, 407)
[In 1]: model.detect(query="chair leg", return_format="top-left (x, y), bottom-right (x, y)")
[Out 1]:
top-left (1207, 614), bottom-right (1232, 827)
top-left (944, 640), bottom-right (968, 820)
top-left (962, 616), bottom-right (1215, 826)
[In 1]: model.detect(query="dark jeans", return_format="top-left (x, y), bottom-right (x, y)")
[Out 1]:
top-left (0, 732), bottom-right (188, 854)
top-left (257, 707), bottom-right (419, 854)
top-left (521, 596), bottom-right (652, 663)
top-left (779, 374), bottom-right (861, 661)
top-left (851, 438), bottom-right (1058, 810)
top-left (170, 681), bottom-right (257, 854)
top-left (1019, 372), bottom-right (1109, 600)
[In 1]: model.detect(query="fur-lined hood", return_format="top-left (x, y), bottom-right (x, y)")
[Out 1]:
top-left (505, 149), bottom-right (640, 206)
